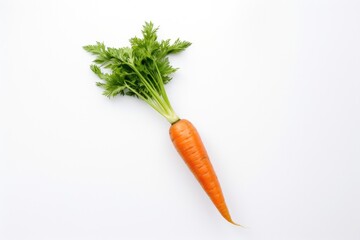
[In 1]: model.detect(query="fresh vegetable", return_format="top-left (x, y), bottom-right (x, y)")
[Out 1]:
top-left (170, 119), bottom-right (238, 225)
top-left (83, 22), bottom-right (238, 225)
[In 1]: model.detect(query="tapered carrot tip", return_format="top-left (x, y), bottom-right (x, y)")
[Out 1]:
top-left (170, 119), bottom-right (241, 226)
top-left (219, 206), bottom-right (241, 226)
top-left (226, 217), bottom-right (242, 227)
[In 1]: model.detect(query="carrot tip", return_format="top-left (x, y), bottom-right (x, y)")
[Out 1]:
top-left (228, 219), bottom-right (243, 227)
top-left (224, 215), bottom-right (243, 227)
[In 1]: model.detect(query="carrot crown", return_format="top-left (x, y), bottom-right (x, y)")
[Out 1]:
top-left (83, 22), bottom-right (191, 124)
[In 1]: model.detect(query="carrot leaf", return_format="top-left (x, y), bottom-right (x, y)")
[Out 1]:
top-left (84, 22), bottom-right (191, 123)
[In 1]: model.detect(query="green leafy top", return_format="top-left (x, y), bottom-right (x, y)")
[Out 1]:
top-left (83, 22), bottom-right (191, 124)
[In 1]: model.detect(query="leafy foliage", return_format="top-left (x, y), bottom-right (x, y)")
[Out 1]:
top-left (84, 22), bottom-right (190, 97)
top-left (84, 22), bottom-right (191, 123)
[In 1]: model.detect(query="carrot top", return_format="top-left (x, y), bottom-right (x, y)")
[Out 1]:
top-left (83, 22), bottom-right (191, 124)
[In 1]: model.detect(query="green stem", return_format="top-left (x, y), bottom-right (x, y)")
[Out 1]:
top-left (153, 61), bottom-right (174, 112)
top-left (125, 71), bottom-right (179, 124)
top-left (126, 81), bottom-right (167, 114)
top-left (128, 64), bottom-right (166, 108)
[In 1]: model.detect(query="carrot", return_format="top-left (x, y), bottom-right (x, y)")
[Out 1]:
top-left (170, 119), bottom-right (238, 225)
top-left (84, 22), bottom-right (239, 225)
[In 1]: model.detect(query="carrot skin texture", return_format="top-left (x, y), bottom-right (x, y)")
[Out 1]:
top-left (169, 119), bottom-right (238, 225)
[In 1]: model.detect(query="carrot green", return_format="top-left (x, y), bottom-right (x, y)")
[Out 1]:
top-left (83, 22), bottom-right (191, 124)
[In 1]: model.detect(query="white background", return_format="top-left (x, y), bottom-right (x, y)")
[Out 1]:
top-left (1, 0), bottom-right (360, 239)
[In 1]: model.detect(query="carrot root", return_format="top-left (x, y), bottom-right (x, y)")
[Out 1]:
top-left (170, 119), bottom-right (239, 225)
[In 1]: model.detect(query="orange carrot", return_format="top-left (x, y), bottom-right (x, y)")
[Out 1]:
top-left (170, 119), bottom-right (238, 225)
top-left (85, 22), bottom-right (239, 225)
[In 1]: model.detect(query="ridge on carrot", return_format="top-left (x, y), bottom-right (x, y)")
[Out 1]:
top-left (83, 22), bottom-right (238, 225)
